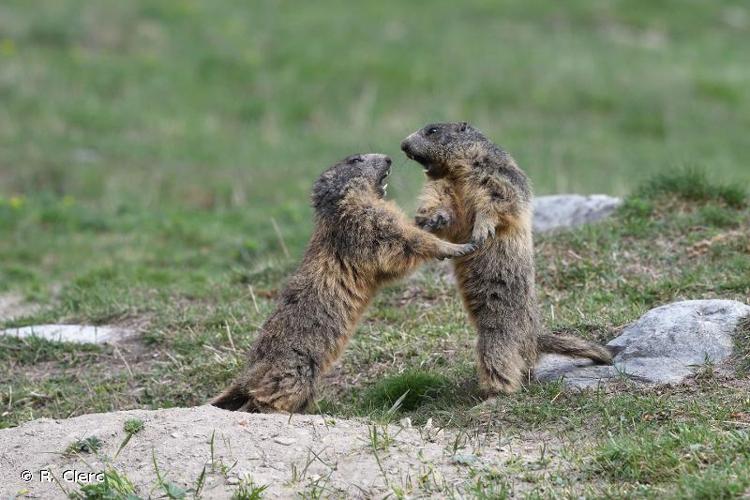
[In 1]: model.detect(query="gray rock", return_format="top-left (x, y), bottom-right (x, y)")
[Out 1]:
top-left (536, 300), bottom-right (750, 388)
top-left (0, 324), bottom-right (131, 344)
top-left (533, 194), bottom-right (622, 233)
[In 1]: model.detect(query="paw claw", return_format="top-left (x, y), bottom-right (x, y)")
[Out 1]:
top-left (471, 224), bottom-right (496, 247)
top-left (447, 243), bottom-right (477, 259)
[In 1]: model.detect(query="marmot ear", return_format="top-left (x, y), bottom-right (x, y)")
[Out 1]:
top-left (459, 122), bottom-right (468, 132)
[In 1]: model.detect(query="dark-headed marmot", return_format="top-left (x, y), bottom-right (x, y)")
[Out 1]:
top-left (401, 123), bottom-right (612, 394)
top-left (212, 153), bottom-right (475, 412)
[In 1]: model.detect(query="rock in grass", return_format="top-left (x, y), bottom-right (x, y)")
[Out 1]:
top-left (0, 324), bottom-right (131, 344)
top-left (536, 300), bottom-right (750, 388)
top-left (533, 194), bottom-right (622, 233)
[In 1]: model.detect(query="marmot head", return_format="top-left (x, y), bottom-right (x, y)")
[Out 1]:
top-left (400, 122), bottom-right (489, 179)
top-left (312, 153), bottom-right (392, 216)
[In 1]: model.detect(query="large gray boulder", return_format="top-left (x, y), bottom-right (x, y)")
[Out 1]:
top-left (533, 194), bottom-right (622, 233)
top-left (536, 300), bottom-right (750, 388)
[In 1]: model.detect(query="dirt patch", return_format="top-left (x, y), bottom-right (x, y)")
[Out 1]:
top-left (0, 294), bottom-right (38, 323)
top-left (1, 406), bottom-right (561, 498)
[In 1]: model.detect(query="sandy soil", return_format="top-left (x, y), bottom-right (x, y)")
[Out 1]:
top-left (0, 293), bottom-right (38, 322)
top-left (1, 406), bottom-right (557, 498)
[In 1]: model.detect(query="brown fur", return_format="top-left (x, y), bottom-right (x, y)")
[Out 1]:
top-left (401, 123), bottom-right (612, 395)
top-left (211, 153), bottom-right (475, 412)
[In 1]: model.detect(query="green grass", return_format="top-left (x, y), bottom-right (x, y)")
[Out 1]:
top-left (70, 467), bottom-right (139, 500)
top-left (639, 167), bottom-right (748, 209)
top-left (2, 0), bottom-right (750, 218)
top-left (65, 436), bottom-right (104, 456)
top-left (592, 424), bottom-right (750, 484)
top-left (123, 418), bottom-right (144, 435)
top-left (232, 479), bottom-right (268, 500)
top-left (1, 0), bottom-right (750, 497)
top-left (360, 370), bottom-right (453, 413)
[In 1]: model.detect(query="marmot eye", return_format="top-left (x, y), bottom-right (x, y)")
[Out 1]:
top-left (351, 156), bottom-right (364, 164)
top-left (426, 127), bottom-right (438, 136)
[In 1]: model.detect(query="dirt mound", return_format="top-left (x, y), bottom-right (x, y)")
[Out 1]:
top-left (1, 406), bottom-right (554, 498)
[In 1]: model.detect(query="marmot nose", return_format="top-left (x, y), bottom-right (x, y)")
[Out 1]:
top-left (384, 156), bottom-right (392, 166)
top-left (400, 140), bottom-right (409, 152)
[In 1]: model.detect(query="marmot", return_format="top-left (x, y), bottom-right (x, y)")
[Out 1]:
top-left (401, 123), bottom-right (613, 394)
top-left (212, 153), bottom-right (476, 412)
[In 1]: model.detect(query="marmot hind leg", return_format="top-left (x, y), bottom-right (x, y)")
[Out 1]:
top-left (477, 342), bottom-right (527, 395)
top-left (212, 360), bottom-right (317, 413)
top-left (211, 382), bottom-right (262, 412)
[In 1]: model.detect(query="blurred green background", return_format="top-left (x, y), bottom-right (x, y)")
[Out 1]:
top-left (0, 0), bottom-right (748, 289)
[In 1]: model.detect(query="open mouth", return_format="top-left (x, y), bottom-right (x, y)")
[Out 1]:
top-left (378, 168), bottom-right (390, 196)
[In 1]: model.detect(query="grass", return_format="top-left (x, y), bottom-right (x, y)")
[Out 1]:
top-left (232, 479), bottom-right (268, 500)
top-left (638, 166), bottom-right (748, 209)
top-left (4, 175), bottom-right (750, 498)
top-left (1, 0), bottom-right (750, 497)
top-left (115, 418), bottom-right (145, 458)
top-left (69, 467), bottom-right (138, 500)
top-left (123, 418), bottom-right (144, 435)
top-left (591, 423), bottom-right (750, 484)
top-left (65, 436), bottom-right (103, 456)
top-left (360, 369), bottom-right (453, 413)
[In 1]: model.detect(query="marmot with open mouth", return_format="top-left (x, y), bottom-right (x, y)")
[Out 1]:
top-left (212, 153), bottom-right (475, 412)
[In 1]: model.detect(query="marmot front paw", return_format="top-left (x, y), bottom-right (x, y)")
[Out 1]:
top-left (471, 222), bottom-right (496, 246)
top-left (439, 242), bottom-right (477, 260)
top-left (415, 210), bottom-right (450, 233)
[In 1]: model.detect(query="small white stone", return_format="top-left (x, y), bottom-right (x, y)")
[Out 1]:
top-left (0, 324), bottom-right (131, 345)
